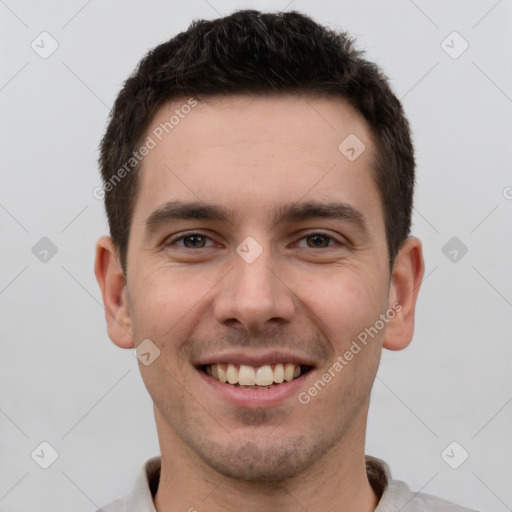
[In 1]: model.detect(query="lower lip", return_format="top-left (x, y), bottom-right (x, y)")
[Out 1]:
top-left (197, 368), bottom-right (311, 408)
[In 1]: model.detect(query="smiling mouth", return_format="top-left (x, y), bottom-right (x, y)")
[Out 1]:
top-left (199, 363), bottom-right (312, 389)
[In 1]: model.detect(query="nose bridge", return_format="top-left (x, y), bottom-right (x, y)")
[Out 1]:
top-left (214, 236), bottom-right (295, 331)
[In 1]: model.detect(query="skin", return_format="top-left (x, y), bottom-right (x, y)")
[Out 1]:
top-left (95, 94), bottom-right (424, 512)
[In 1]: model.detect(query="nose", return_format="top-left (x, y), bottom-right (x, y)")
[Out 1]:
top-left (213, 242), bottom-right (296, 335)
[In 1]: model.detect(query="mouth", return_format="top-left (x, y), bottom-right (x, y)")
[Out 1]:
top-left (199, 363), bottom-right (313, 389)
top-left (194, 351), bottom-right (317, 407)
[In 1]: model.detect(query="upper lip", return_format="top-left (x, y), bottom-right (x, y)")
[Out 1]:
top-left (194, 351), bottom-right (317, 368)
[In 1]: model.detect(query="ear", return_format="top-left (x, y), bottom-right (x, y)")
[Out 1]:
top-left (382, 236), bottom-right (425, 351)
top-left (94, 235), bottom-right (134, 349)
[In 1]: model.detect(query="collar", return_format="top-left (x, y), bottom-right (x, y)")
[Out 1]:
top-left (123, 454), bottom-right (411, 512)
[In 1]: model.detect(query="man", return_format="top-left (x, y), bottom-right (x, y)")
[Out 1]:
top-left (94, 9), bottom-right (478, 512)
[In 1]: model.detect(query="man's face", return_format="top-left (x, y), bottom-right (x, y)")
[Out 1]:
top-left (119, 94), bottom-right (394, 481)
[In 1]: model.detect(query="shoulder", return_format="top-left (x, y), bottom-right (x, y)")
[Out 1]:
top-left (400, 491), bottom-right (481, 512)
top-left (95, 495), bottom-right (129, 512)
top-left (365, 455), bottom-right (481, 512)
top-left (94, 456), bottom-right (160, 512)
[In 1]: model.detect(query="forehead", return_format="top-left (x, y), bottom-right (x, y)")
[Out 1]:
top-left (131, 94), bottom-right (383, 234)
top-left (144, 93), bottom-right (373, 165)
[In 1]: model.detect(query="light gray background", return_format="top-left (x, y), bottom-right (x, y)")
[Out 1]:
top-left (1, 0), bottom-right (511, 511)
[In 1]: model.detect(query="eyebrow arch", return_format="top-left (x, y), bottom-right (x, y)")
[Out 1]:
top-left (143, 199), bottom-right (369, 240)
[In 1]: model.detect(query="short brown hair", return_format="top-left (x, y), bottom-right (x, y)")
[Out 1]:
top-left (98, 9), bottom-right (415, 274)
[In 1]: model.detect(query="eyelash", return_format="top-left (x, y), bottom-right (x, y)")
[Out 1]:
top-left (163, 231), bottom-right (344, 250)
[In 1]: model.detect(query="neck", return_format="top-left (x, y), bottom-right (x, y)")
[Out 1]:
top-left (153, 404), bottom-right (380, 512)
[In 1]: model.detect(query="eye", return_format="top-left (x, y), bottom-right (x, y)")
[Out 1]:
top-left (164, 232), bottom-right (217, 249)
top-left (295, 232), bottom-right (342, 249)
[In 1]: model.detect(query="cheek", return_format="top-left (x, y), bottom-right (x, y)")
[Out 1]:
top-left (296, 266), bottom-right (386, 345)
top-left (129, 266), bottom-right (198, 340)
top-left (129, 265), bottom-right (222, 370)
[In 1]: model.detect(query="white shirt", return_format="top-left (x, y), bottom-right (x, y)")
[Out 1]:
top-left (97, 455), bottom-right (480, 511)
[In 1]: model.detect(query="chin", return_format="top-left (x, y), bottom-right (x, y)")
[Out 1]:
top-left (194, 435), bottom-right (330, 483)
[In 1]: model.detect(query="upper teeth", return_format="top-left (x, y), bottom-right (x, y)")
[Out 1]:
top-left (206, 363), bottom-right (302, 386)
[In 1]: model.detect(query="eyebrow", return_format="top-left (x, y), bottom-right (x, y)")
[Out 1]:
top-left (144, 199), bottom-right (369, 240)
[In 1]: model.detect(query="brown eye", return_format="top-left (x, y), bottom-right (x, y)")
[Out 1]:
top-left (305, 234), bottom-right (332, 248)
top-left (181, 234), bottom-right (207, 248)
top-left (295, 232), bottom-right (341, 249)
top-left (164, 232), bottom-right (216, 249)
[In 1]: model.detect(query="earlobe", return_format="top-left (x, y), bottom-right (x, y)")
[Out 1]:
top-left (94, 236), bottom-right (134, 349)
top-left (382, 236), bottom-right (425, 351)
